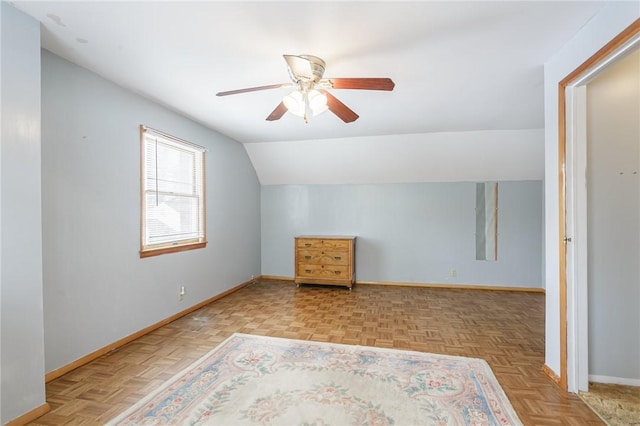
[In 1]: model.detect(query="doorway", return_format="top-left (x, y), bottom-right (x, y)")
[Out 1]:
top-left (561, 24), bottom-right (640, 393)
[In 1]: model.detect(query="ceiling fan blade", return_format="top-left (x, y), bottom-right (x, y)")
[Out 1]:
top-left (216, 83), bottom-right (291, 97)
top-left (320, 90), bottom-right (359, 123)
top-left (266, 101), bottom-right (288, 121)
top-left (327, 78), bottom-right (395, 91)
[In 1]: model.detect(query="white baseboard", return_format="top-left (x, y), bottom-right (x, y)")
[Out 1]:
top-left (589, 374), bottom-right (640, 387)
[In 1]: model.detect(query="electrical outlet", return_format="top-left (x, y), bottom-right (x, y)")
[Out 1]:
top-left (449, 269), bottom-right (457, 278)
top-left (179, 285), bottom-right (186, 301)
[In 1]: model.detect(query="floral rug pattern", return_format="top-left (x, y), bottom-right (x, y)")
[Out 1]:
top-left (107, 333), bottom-right (522, 425)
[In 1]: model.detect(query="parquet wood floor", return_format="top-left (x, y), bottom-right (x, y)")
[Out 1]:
top-left (30, 280), bottom-right (603, 425)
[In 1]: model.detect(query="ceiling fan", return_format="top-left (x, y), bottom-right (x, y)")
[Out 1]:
top-left (216, 54), bottom-right (395, 123)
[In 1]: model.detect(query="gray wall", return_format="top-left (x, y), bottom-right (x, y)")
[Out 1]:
top-left (262, 181), bottom-right (543, 288)
top-left (1, 3), bottom-right (46, 423)
top-left (41, 51), bottom-right (261, 373)
top-left (587, 50), bottom-right (640, 381)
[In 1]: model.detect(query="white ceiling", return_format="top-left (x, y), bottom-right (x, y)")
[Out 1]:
top-left (12, 0), bottom-right (605, 145)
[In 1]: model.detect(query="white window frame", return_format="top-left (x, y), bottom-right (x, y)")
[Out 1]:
top-left (140, 125), bottom-right (206, 258)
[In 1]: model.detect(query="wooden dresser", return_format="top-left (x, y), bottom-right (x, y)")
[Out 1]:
top-left (294, 236), bottom-right (356, 290)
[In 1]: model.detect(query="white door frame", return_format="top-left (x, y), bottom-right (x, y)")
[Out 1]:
top-left (564, 84), bottom-right (589, 392)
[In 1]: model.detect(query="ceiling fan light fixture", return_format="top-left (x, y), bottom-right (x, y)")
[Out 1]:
top-left (282, 90), bottom-right (305, 117)
top-left (308, 89), bottom-right (328, 116)
top-left (282, 89), bottom-right (328, 119)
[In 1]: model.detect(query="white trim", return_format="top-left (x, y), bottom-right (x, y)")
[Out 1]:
top-left (572, 33), bottom-right (640, 87)
top-left (565, 84), bottom-right (590, 393)
top-left (574, 86), bottom-right (589, 393)
top-left (589, 375), bottom-right (640, 387)
top-left (565, 85), bottom-right (576, 392)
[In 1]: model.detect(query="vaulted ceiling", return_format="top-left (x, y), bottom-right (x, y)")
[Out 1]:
top-left (13, 1), bottom-right (606, 184)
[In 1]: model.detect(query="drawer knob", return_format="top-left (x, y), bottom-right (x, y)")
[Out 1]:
top-left (305, 269), bottom-right (311, 273)
top-left (334, 256), bottom-right (342, 260)
top-left (304, 255), bottom-right (311, 259)
top-left (335, 271), bottom-right (341, 275)
top-left (305, 243), bottom-right (311, 247)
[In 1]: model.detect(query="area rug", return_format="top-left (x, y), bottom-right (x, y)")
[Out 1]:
top-left (579, 382), bottom-right (640, 425)
top-left (107, 333), bottom-right (522, 425)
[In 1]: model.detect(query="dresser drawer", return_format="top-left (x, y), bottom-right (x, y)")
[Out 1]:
top-left (296, 239), bottom-right (351, 250)
top-left (296, 263), bottom-right (350, 279)
top-left (297, 249), bottom-right (349, 265)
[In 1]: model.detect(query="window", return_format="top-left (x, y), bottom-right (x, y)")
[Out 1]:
top-left (140, 125), bottom-right (206, 257)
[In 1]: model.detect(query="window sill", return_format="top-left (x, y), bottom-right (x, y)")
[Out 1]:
top-left (140, 241), bottom-right (207, 258)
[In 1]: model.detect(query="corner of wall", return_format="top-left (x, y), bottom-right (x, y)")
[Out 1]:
top-left (1, 2), bottom-right (47, 423)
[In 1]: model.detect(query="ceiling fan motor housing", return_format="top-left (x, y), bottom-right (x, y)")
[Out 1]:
top-left (285, 54), bottom-right (326, 83)
top-left (300, 55), bottom-right (326, 82)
